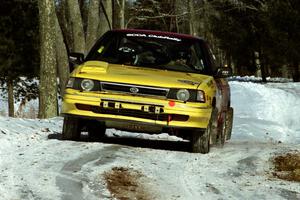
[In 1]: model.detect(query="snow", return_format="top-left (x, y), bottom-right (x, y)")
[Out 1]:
top-left (231, 81), bottom-right (300, 143)
top-left (229, 75), bottom-right (293, 83)
top-left (0, 78), bottom-right (300, 200)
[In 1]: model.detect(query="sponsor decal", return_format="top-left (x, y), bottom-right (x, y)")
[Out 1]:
top-left (177, 79), bottom-right (200, 85)
top-left (126, 33), bottom-right (181, 42)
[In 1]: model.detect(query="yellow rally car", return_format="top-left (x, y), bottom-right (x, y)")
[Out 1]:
top-left (61, 29), bottom-right (233, 153)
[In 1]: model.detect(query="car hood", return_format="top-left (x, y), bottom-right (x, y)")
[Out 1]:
top-left (73, 61), bottom-right (213, 89)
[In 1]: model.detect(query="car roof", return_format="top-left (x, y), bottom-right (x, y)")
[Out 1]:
top-left (111, 29), bottom-right (204, 41)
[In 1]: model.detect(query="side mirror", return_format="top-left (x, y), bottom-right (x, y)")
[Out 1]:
top-left (215, 67), bottom-right (232, 78)
top-left (69, 52), bottom-right (84, 72)
top-left (69, 52), bottom-right (84, 65)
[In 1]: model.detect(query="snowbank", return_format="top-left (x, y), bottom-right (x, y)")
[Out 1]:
top-left (230, 81), bottom-right (300, 143)
top-left (229, 76), bottom-right (293, 83)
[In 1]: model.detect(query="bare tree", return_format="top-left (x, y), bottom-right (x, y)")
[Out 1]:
top-left (113, 0), bottom-right (125, 29)
top-left (66, 0), bottom-right (86, 53)
top-left (7, 78), bottom-right (14, 117)
top-left (98, 0), bottom-right (112, 37)
top-left (2, 59), bottom-right (15, 117)
top-left (38, 0), bottom-right (58, 118)
top-left (56, 0), bottom-right (73, 52)
top-left (58, 0), bottom-right (113, 53)
top-left (118, 0), bottom-right (125, 29)
top-left (86, 0), bottom-right (101, 52)
top-left (55, 17), bottom-right (69, 96)
top-left (188, 0), bottom-right (196, 35)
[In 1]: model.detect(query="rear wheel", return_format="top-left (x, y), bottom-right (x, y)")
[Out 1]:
top-left (209, 108), bottom-right (218, 145)
top-left (225, 107), bottom-right (234, 140)
top-left (62, 116), bottom-right (81, 140)
top-left (216, 112), bottom-right (226, 147)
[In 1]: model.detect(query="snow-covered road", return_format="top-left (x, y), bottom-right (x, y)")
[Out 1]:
top-left (0, 80), bottom-right (299, 200)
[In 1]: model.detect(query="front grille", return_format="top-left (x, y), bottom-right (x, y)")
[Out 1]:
top-left (75, 104), bottom-right (189, 122)
top-left (92, 106), bottom-right (168, 121)
top-left (101, 82), bottom-right (169, 97)
top-left (90, 106), bottom-right (189, 122)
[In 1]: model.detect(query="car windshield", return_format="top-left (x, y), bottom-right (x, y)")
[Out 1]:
top-left (86, 32), bottom-right (211, 74)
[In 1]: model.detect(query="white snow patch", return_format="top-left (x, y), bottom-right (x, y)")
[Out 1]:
top-left (230, 81), bottom-right (300, 143)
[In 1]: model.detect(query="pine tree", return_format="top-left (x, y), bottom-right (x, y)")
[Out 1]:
top-left (0, 0), bottom-right (39, 117)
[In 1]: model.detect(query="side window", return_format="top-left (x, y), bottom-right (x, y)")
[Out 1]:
top-left (207, 45), bottom-right (218, 73)
top-left (197, 41), bottom-right (217, 75)
top-left (86, 32), bottom-right (119, 63)
top-left (190, 44), bottom-right (205, 71)
top-left (99, 37), bottom-right (119, 59)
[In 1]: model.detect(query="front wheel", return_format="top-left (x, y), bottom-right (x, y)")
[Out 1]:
top-left (62, 116), bottom-right (81, 140)
top-left (87, 120), bottom-right (106, 141)
top-left (191, 111), bottom-right (215, 153)
top-left (191, 127), bottom-right (210, 154)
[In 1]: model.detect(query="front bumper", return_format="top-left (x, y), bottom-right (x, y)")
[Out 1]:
top-left (61, 89), bottom-right (212, 130)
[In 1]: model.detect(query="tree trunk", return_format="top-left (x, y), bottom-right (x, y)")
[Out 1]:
top-left (260, 50), bottom-right (267, 82)
top-left (281, 64), bottom-right (289, 78)
top-left (55, 16), bottom-right (69, 97)
top-left (260, 62), bottom-right (267, 83)
top-left (254, 51), bottom-right (267, 82)
top-left (188, 0), bottom-right (196, 36)
top-left (38, 0), bottom-right (58, 119)
top-left (56, 0), bottom-right (73, 52)
top-left (119, 0), bottom-right (125, 29)
top-left (86, 0), bottom-right (100, 52)
top-left (174, 0), bottom-right (180, 33)
top-left (225, 51), bottom-right (232, 68)
top-left (292, 61), bottom-right (300, 82)
top-left (66, 0), bottom-right (85, 53)
top-left (112, 0), bottom-right (125, 29)
top-left (7, 78), bottom-right (14, 117)
top-left (98, 0), bottom-right (112, 37)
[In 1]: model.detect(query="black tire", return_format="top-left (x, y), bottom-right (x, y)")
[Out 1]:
top-left (62, 116), bottom-right (81, 140)
top-left (191, 127), bottom-right (210, 154)
top-left (191, 109), bottom-right (217, 153)
top-left (216, 112), bottom-right (226, 147)
top-left (87, 120), bottom-right (106, 141)
top-left (209, 108), bottom-right (218, 145)
top-left (225, 107), bottom-right (234, 140)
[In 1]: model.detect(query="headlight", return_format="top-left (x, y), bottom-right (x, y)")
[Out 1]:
top-left (66, 77), bottom-right (75, 88)
top-left (176, 89), bottom-right (190, 101)
top-left (196, 90), bottom-right (205, 102)
top-left (81, 79), bottom-right (94, 91)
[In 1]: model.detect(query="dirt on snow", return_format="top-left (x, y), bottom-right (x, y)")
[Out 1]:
top-left (104, 167), bottom-right (152, 200)
top-left (272, 151), bottom-right (300, 182)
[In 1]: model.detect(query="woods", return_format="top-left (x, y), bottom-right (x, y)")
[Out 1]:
top-left (0, 0), bottom-right (300, 118)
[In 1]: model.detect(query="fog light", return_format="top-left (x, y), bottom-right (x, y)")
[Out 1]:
top-left (81, 79), bottom-right (94, 91)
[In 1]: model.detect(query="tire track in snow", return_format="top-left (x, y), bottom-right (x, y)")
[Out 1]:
top-left (56, 145), bottom-right (121, 200)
